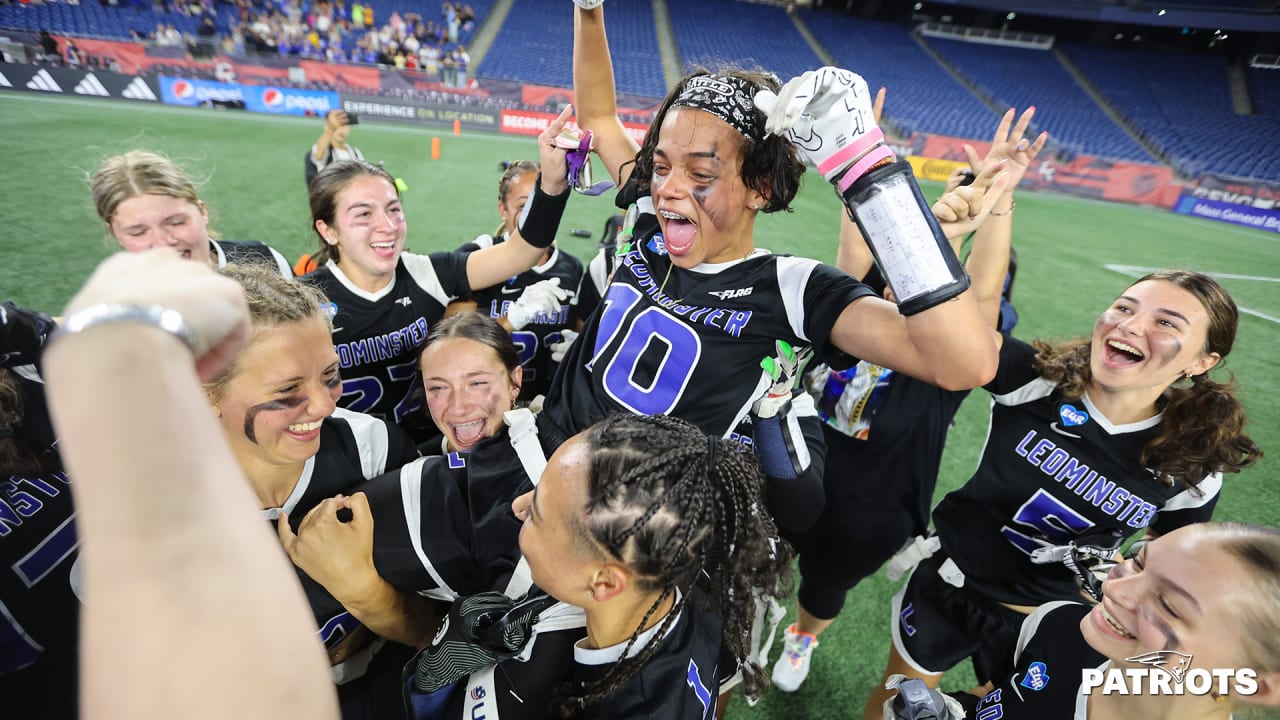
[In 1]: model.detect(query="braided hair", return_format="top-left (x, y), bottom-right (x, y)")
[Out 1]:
top-left (553, 414), bottom-right (793, 716)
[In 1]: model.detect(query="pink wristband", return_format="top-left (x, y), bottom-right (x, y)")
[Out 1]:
top-left (815, 128), bottom-right (885, 178)
top-left (837, 145), bottom-right (897, 194)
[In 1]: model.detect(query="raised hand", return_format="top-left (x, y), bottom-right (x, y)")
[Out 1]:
top-left (963, 106), bottom-right (1048, 190)
top-left (754, 67), bottom-right (884, 183)
top-left (931, 161), bottom-right (1011, 241)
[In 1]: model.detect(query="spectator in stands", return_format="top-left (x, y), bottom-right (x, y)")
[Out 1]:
top-left (455, 44), bottom-right (470, 88)
top-left (421, 41), bottom-right (440, 80)
top-left (38, 29), bottom-right (60, 62)
top-left (307, 109), bottom-right (363, 187)
top-left (64, 39), bottom-right (83, 67)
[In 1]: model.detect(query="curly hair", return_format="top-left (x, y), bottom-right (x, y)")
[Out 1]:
top-left (1032, 270), bottom-right (1261, 486)
top-left (621, 68), bottom-right (807, 214)
top-left (552, 414), bottom-right (793, 716)
top-left (0, 370), bottom-right (46, 476)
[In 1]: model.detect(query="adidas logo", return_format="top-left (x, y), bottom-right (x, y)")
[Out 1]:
top-left (26, 69), bottom-right (62, 93)
top-left (0, 71), bottom-right (11, 88)
top-left (74, 73), bottom-right (109, 97)
top-left (122, 76), bottom-right (157, 101)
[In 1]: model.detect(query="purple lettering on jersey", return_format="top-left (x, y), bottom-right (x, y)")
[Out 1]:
top-left (1127, 502), bottom-right (1156, 529)
top-left (335, 318), bottom-right (430, 368)
top-left (1056, 457), bottom-right (1093, 490)
top-left (1040, 448), bottom-right (1070, 476)
top-left (1082, 477), bottom-right (1117, 507)
top-left (1027, 438), bottom-right (1053, 465)
top-left (1101, 487), bottom-right (1130, 515)
top-left (1015, 430), bottom-right (1036, 457)
top-left (1115, 494), bottom-right (1145, 523)
top-left (702, 308), bottom-right (728, 329)
top-left (723, 310), bottom-right (752, 338)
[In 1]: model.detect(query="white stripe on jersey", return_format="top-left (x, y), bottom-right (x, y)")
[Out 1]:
top-left (1013, 601), bottom-right (1078, 663)
top-left (1080, 393), bottom-right (1162, 434)
top-left (991, 376), bottom-right (1056, 407)
top-left (397, 457), bottom-right (458, 599)
top-left (1159, 471), bottom-right (1222, 512)
top-left (401, 253), bottom-right (459, 307)
top-left (268, 246), bottom-right (294, 278)
top-left (333, 407), bottom-right (393, 479)
top-left (324, 259), bottom-right (397, 301)
top-left (280, 455), bottom-right (319, 516)
top-left (775, 256), bottom-right (823, 342)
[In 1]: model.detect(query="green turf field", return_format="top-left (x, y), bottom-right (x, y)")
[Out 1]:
top-left (2, 91), bottom-right (1277, 718)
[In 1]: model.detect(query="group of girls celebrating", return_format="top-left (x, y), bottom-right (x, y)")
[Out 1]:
top-left (2, 2), bottom-right (1273, 719)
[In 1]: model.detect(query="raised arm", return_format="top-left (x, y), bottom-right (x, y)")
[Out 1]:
top-left (573, 2), bottom-right (641, 186)
top-left (466, 107), bottom-right (574, 290)
top-left (758, 68), bottom-right (999, 389)
top-left (312, 109), bottom-right (348, 163)
top-left (44, 251), bottom-right (338, 720)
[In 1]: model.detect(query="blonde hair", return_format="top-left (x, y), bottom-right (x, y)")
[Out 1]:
top-left (1203, 523), bottom-right (1280, 675)
top-left (91, 151), bottom-right (217, 236)
top-left (205, 263), bottom-right (332, 403)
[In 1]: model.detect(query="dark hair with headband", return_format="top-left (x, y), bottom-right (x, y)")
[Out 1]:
top-left (551, 413), bottom-right (793, 715)
top-left (623, 68), bottom-right (807, 214)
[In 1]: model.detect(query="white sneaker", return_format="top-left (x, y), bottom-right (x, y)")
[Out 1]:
top-left (771, 623), bottom-right (819, 692)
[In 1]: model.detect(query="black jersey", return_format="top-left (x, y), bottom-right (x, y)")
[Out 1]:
top-left (460, 236), bottom-right (588, 402)
top-left (213, 239), bottom-right (294, 277)
top-left (419, 591), bottom-right (721, 720)
top-left (933, 338), bottom-right (1219, 606)
top-left (972, 602), bottom-right (1103, 720)
top-left (542, 197), bottom-right (875, 440)
top-left (571, 591), bottom-right (724, 720)
top-left (264, 408), bottom-right (418, 651)
top-left (0, 468), bottom-right (78, 720)
top-left (1, 303), bottom-right (59, 465)
top-left (411, 599), bottom-right (588, 720)
top-left (0, 349), bottom-right (76, 720)
top-left (363, 427), bottom-right (534, 601)
top-left (303, 254), bottom-right (472, 437)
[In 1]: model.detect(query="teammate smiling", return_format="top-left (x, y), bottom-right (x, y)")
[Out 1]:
top-left (866, 270), bottom-right (1262, 718)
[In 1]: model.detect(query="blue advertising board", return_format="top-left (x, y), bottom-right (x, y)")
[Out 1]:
top-left (1172, 194), bottom-right (1280, 234)
top-left (158, 77), bottom-right (339, 117)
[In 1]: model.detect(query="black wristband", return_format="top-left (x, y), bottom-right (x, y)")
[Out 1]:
top-left (840, 160), bottom-right (970, 316)
top-left (516, 173), bottom-right (570, 249)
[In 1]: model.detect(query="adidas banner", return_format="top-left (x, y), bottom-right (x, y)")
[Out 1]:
top-left (0, 63), bottom-right (158, 101)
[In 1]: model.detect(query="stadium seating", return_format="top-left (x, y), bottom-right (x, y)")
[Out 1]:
top-left (1249, 65), bottom-right (1280, 117)
top-left (474, 0), bottom-right (665, 98)
top-left (799, 9), bottom-right (999, 141)
top-left (927, 37), bottom-right (1152, 163)
top-left (670, 0), bottom-right (820, 83)
top-left (1063, 43), bottom-right (1280, 179)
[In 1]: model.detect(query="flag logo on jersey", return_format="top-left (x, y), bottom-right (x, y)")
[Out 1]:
top-left (1059, 404), bottom-right (1089, 427)
top-left (648, 234), bottom-right (668, 256)
top-left (1020, 661), bottom-right (1050, 691)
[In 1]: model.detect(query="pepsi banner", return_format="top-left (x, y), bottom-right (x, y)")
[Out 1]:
top-left (159, 77), bottom-right (338, 116)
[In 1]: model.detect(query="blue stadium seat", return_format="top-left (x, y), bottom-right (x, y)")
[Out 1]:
top-left (1064, 43), bottom-right (1280, 180)
top-left (671, 0), bottom-right (819, 82)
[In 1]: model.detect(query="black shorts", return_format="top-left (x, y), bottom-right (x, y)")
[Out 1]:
top-left (891, 552), bottom-right (1025, 684)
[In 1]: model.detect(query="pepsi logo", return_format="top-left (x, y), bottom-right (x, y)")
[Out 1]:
top-left (172, 80), bottom-right (194, 99)
top-left (262, 87), bottom-right (284, 109)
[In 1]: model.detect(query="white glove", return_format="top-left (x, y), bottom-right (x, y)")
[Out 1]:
top-left (751, 340), bottom-right (808, 419)
top-left (505, 278), bottom-right (568, 331)
top-left (753, 67), bottom-right (882, 183)
top-left (549, 328), bottom-right (579, 363)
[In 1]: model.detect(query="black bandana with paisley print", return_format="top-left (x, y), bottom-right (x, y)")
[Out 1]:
top-left (671, 73), bottom-right (766, 143)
